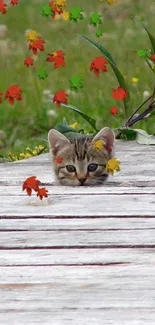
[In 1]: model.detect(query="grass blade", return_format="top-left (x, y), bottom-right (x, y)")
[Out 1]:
top-left (133, 17), bottom-right (155, 52)
top-left (79, 34), bottom-right (130, 118)
top-left (47, 97), bottom-right (98, 132)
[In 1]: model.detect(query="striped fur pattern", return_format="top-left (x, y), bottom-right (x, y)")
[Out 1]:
top-left (48, 128), bottom-right (115, 186)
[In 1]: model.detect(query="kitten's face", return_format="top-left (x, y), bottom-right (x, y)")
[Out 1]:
top-left (48, 127), bottom-right (115, 186)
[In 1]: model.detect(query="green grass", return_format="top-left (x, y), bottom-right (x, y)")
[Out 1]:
top-left (0, 0), bottom-right (155, 159)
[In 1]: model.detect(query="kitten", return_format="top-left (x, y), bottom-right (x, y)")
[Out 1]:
top-left (48, 127), bottom-right (115, 186)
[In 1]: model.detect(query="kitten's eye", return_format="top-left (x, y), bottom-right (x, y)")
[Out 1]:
top-left (88, 163), bottom-right (98, 172)
top-left (66, 165), bottom-right (76, 173)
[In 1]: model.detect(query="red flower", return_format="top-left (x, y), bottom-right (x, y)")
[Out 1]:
top-left (5, 85), bottom-right (23, 105)
top-left (111, 86), bottom-right (128, 100)
top-left (0, 92), bottom-right (3, 103)
top-left (46, 54), bottom-right (65, 69)
top-left (49, 1), bottom-right (63, 19)
top-left (0, 0), bottom-right (7, 14)
top-left (29, 37), bottom-right (45, 55)
top-left (56, 156), bottom-right (63, 163)
top-left (151, 54), bottom-right (155, 61)
top-left (22, 176), bottom-right (40, 196)
top-left (10, 0), bottom-right (18, 5)
top-left (53, 90), bottom-right (68, 108)
top-left (37, 187), bottom-right (48, 200)
top-left (110, 106), bottom-right (119, 115)
top-left (24, 57), bottom-right (34, 68)
top-left (90, 56), bottom-right (108, 76)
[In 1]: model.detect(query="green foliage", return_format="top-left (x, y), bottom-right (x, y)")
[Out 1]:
top-left (79, 34), bottom-right (131, 119)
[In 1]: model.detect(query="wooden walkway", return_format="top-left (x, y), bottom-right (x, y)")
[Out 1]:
top-left (0, 139), bottom-right (155, 324)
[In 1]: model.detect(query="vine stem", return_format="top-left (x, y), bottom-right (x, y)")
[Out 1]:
top-left (124, 86), bottom-right (155, 128)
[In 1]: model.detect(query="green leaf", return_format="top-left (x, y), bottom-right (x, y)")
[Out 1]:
top-left (133, 129), bottom-right (155, 145)
top-left (137, 48), bottom-right (148, 57)
top-left (62, 117), bottom-right (68, 125)
top-left (42, 4), bottom-right (52, 17)
top-left (38, 69), bottom-right (48, 80)
top-left (54, 123), bottom-right (78, 134)
top-left (47, 96), bottom-right (98, 132)
top-left (115, 127), bottom-right (137, 140)
top-left (89, 13), bottom-right (102, 27)
top-left (96, 28), bottom-right (103, 38)
top-left (79, 34), bottom-right (130, 118)
top-left (69, 75), bottom-right (83, 91)
top-left (134, 17), bottom-right (155, 53)
top-left (60, 102), bottom-right (98, 132)
top-left (69, 7), bottom-right (84, 23)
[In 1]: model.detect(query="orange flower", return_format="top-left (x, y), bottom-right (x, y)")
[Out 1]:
top-left (22, 176), bottom-right (40, 196)
top-left (37, 187), bottom-right (48, 200)
top-left (151, 54), bottom-right (155, 61)
top-left (24, 57), bottom-right (34, 68)
top-left (111, 86), bottom-right (128, 100)
top-left (110, 106), bottom-right (119, 115)
top-left (5, 85), bottom-right (23, 105)
top-left (56, 156), bottom-right (63, 163)
top-left (53, 90), bottom-right (68, 107)
top-left (29, 37), bottom-right (45, 55)
top-left (90, 56), bottom-right (108, 76)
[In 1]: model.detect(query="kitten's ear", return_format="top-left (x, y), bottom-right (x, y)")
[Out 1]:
top-left (48, 129), bottom-right (71, 155)
top-left (92, 127), bottom-right (115, 153)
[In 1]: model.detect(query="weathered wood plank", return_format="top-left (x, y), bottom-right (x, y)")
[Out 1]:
top-left (0, 266), bottom-right (155, 310)
top-left (1, 194), bottom-right (155, 216)
top-left (0, 228), bottom-right (155, 248)
top-left (0, 248), bottom-right (155, 266)
top-left (1, 310), bottom-right (155, 325)
top-left (1, 185), bottom-right (155, 196)
top-left (0, 216), bottom-right (154, 230)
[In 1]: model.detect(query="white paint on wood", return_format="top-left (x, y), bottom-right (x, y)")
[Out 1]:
top-left (1, 193), bottom-right (155, 216)
top-left (1, 310), bottom-right (155, 325)
top-left (0, 216), bottom-right (154, 231)
top-left (1, 185), bottom-right (155, 196)
top-left (0, 228), bottom-right (155, 247)
top-left (0, 248), bottom-right (155, 266)
top-left (0, 140), bottom-right (155, 324)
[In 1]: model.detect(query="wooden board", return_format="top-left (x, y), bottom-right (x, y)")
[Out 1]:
top-left (0, 140), bottom-right (155, 324)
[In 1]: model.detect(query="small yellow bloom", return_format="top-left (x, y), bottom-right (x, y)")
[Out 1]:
top-left (26, 30), bottom-right (38, 43)
top-left (93, 140), bottom-right (105, 152)
top-left (105, 158), bottom-right (120, 176)
top-left (35, 145), bottom-right (45, 151)
top-left (51, 51), bottom-right (58, 56)
top-left (131, 77), bottom-right (139, 83)
top-left (19, 153), bottom-right (32, 159)
top-left (61, 11), bottom-right (69, 20)
top-left (70, 122), bottom-right (78, 129)
top-left (54, 0), bottom-right (66, 7)
top-left (108, 0), bottom-right (118, 5)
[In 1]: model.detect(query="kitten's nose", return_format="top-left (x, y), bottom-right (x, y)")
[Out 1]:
top-left (78, 177), bottom-right (87, 185)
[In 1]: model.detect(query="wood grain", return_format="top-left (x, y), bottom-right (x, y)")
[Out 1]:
top-left (0, 140), bottom-right (155, 324)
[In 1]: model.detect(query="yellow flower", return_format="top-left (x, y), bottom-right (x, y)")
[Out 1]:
top-left (70, 122), bottom-right (78, 129)
top-left (131, 77), bottom-right (139, 83)
top-left (61, 11), bottom-right (69, 20)
top-left (19, 153), bottom-right (32, 159)
top-left (54, 0), bottom-right (66, 7)
top-left (93, 140), bottom-right (105, 152)
top-left (108, 0), bottom-right (118, 5)
top-left (26, 30), bottom-right (38, 43)
top-left (35, 145), bottom-right (45, 151)
top-left (51, 51), bottom-right (58, 56)
top-left (105, 158), bottom-right (120, 176)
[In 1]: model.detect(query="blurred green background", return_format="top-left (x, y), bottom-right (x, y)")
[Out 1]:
top-left (0, 0), bottom-right (155, 159)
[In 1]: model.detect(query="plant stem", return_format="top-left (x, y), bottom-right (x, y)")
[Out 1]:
top-left (124, 94), bottom-right (153, 127)
top-left (126, 100), bottom-right (155, 127)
